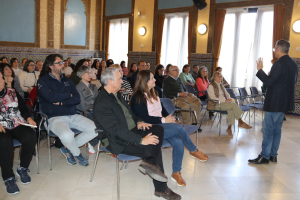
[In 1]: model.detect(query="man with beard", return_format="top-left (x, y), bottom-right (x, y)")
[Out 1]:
top-left (37, 54), bottom-right (98, 167)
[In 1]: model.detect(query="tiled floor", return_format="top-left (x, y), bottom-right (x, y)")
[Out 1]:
top-left (1, 111), bottom-right (300, 200)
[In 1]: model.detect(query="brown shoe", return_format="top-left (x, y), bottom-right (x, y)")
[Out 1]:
top-left (154, 188), bottom-right (181, 200)
top-left (226, 129), bottom-right (233, 137)
top-left (189, 149), bottom-right (208, 162)
top-left (238, 122), bottom-right (252, 129)
top-left (171, 172), bottom-right (186, 187)
top-left (138, 160), bottom-right (168, 182)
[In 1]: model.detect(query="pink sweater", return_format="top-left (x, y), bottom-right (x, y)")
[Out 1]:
top-left (145, 93), bottom-right (165, 123)
top-left (196, 78), bottom-right (209, 97)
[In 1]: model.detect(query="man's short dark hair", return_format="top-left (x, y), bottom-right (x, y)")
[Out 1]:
top-left (276, 39), bottom-right (290, 54)
top-left (138, 60), bottom-right (145, 66)
top-left (193, 65), bottom-right (198, 69)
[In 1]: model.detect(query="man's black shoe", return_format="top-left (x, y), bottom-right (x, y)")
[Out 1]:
top-left (138, 160), bottom-right (168, 182)
top-left (248, 155), bottom-right (269, 164)
top-left (269, 156), bottom-right (277, 163)
top-left (155, 188), bottom-right (181, 200)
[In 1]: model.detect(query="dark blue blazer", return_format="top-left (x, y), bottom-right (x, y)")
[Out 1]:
top-left (256, 55), bottom-right (299, 112)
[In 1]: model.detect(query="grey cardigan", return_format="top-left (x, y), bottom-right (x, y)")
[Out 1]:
top-left (76, 81), bottom-right (99, 111)
top-left (12, 76), bottom-right (24, 99)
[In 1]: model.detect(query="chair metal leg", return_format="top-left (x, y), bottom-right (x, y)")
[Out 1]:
top-left (211, 113), bottom-right (217, 127)
top-left (124, 160), bottom-right (129, 169)
top-left (196, 130), bottom-right (198, 148)
top-left (35, 145), bottom-right (39, 174)
top-left (254, 107), bottom-right (256, 129)
top-left (90, 142), bottom-right (101, 182)
top-left (116, 158), bottom-right (120, 200)
top-left (120, 161), bottom-right (125, 170)
top-left (199, 110), bottom-right (207, 127)
top-left (86, 143), bottom-right (89, 160)
top-left (47, 124), bottom-right (52, 170)
top-left (219, 114), bottom-right (222, 137)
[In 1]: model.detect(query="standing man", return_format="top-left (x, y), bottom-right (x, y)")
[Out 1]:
top-left (249, 40), bottom-right (299, 164)
top-left (191, 65), bottom-right (199, 81)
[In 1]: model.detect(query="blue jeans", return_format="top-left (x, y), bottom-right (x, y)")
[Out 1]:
top-left (159, 123), bottom-right (197, 173)
top-left (260, 112), bottom-right (284, 159)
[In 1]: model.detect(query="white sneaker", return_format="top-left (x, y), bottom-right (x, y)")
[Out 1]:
top-left (88, 143), bottom-right (95, 154)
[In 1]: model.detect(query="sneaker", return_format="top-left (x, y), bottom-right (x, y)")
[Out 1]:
top-left (190, 149), bottom-right (209, 162)
top-left (75, 153), bottom-right (89, 166)
top-left (171, 172), bottom-right (186, 187)
top-left (4, 177), bottom-right (20, 195)
top-left (88, 143), bottom-right (95, 154)
top-left (60, 146), bottom-right (76, 165)
top-left (16, 167), bottom-right (31, 184)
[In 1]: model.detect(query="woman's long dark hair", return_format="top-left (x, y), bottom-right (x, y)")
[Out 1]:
top-left (197, 66), bottom-right (209, 84)
top-left (154, 64), bottom-right (164, 76)
top-left (0, 63), bottom-right (15, 78)
top-left (91, 59), bottom-right (99, 69)
top-left (120, 61), bottom-right (126, 69)
top-left (23, 60), bottom-right (35, 72)
top-left (97, 60), bottom-right (106, 80)
top-left (130, 70), bottom-right (158, 105)
top-left (129, 63), bottom-right (136, 73)
top-left (73, 59), bottom-right (88, 73)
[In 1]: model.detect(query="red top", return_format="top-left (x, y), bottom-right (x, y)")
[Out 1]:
top-left (196, 78), bottom-right (209, 97)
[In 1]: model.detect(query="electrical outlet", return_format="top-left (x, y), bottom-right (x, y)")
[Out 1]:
top-left (296, 47), bottom-right (300, 51)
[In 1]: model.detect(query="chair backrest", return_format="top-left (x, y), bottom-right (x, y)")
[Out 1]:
top-left (185, 84), bottom-right (195, 94)
top-left (238, 87), bottom-right (248, 101)
top-left (249, 86), bottom-right (259, 97)
top-left (160, 98), bottom-right (176, 115)
top-left (225, 88), bottom-right (236, 98)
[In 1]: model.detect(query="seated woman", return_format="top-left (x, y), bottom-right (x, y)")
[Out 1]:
top-left (179, 64), bottom-right (195, 86)
top-left (70, 59), bottom-right (89, 85)
top-left (127, 63), bottom-right (137, 81)
top-left (165, 64), bottom-right (172, 77)
top-left (90, 59), bottom-right (101, 89)
top-left (110, 64), bottom-right (133, 102)
top-left (154, 64), bottom-right (164, 89)
top-left (18, 60), bottom-right (39, 98)
top-left (130, 70), bottom-right (208, 187)
top-left (196, 66), bottom-right (209, 100)
top-left (207, 72), bottom-right (252, 137)
top-left (0, 69), bottom-right (37, 195)
top-left (75, 65), bottom-right (99, 154)
top-left (10, 58), bottom-right (22, 77)
top-left (97, 60), bottom-right (106, 81)
top-left (0, 63), bottom-right (24, 98)
top-left (120, 61), bottom-right (128, 77)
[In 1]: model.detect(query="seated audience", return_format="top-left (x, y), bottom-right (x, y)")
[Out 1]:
top-left (97, 60), bottom-right (106, 80)
top-left (0, 69), bottom-right (37, 195)
top-left (165, 64), bottom-right (172, 77)
top-left (127, 63), bottom-right (137, 79)
top-left (70, 59), bottom-right (89, 85)
top-left (163, 65), bottom-right (202, 130)
top-left (195, 66), bottom-right (209, 100)
top-left (215, 67), bottom-right (230, 88)
top-left (130, 70), bottom-right (208, 187)
top-left (106, 59), bottom-right (114, 68)
top-left (207, 72), bottom-right (252, 137)
top-left (120, 61), bottom-right (128, 77)
top-left (130, 60), bottom-right (147, 88)
top-left (0, 57), bottom-right (9, 64)
top-left (63, 60), bottom-right (73, 78)
top-left (21, 58), bottom-right (28, 69)
top-left (19, 60), bottom-right (39, 98)
top-left (67, 57), bottom-right (72, 67)
top-left (154, 64), bottom-right (164, 89)
top-left (191, 65), bottom-right (199, 81)
top-left (0, 63), bottom-right (24, 98)
top-left (36, 60), bottom-right (43, 73)
top-left (93, 67), bottom-right (181, 200)
top-left (179, 64), bottom-right (195, 86)
top-left (90, 59), bottom-right (101, 89)
top-left (37, 54), bottom-right (98, 166)
top-left (76, 65), bottom-right (99, 154)
top-left (110, 64), bottom-right (133, 102)
top-left (87, 59), bottom-right (92, 68)
top-left (146, 62), bottom-right (151, 70)
top-left (10, 58), bottom-right (22, 77)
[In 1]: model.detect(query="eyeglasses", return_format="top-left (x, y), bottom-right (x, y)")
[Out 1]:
top-left (29, 64), bottom-right (36, 67)
top-left (54, 61), bottom-right (65, 65)
top-left (171, 69), bottom-right (179, 72)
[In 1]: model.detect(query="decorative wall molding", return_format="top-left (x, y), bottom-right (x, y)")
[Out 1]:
top-left (1, 0), bottom-right (40, 48)
top-left (94, 0), bottom-right (102, 50)
top-left (104, 13), bottom-right (132, 21)
top-left (60, 0), bottom-right (91, 49)
top-left (207, 0), bottom-right (294, 54)
top-left (47, 0), bottom-right (54, 48)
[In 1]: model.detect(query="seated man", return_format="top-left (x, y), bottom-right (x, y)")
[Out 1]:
top-left (37, 54), bottom-right (98, 166)
top-left (163, 65), bottom-right (202, 131)
top-left (191, 64), bottom-right (199, 81)
top-left (93, 67), bottom-right (181, 200)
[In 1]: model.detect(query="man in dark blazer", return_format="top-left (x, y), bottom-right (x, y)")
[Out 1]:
top-left (249, 40), bottom-right (299, 164)
top-left (93, 67), bottom-right (181, 200)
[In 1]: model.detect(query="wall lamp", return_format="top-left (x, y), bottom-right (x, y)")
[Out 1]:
top-left (198, 24), bottom-right (207, 34)
top-left (139, 27), bottom-right (146, 36)
top-left (293, 20), bottom-right (300, 33)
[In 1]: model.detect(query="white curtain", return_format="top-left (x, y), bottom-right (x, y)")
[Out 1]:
top-left (108, 18), bottom-right (129, 65)
top-left (218, 7), bottom-right (274, 91)
top-left (160, 13), bottom-right (189, 71)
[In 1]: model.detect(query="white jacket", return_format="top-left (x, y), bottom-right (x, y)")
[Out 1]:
top-left (18, 71), bottom-right (39, 92)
